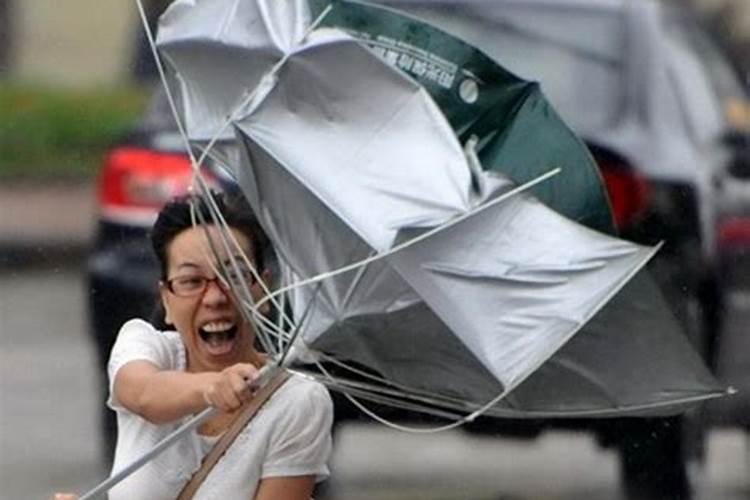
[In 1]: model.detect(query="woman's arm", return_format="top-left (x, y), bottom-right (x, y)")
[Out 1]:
top-left (253, 476), bottom-right (316, 500)
top-left (114, 360), bottom-right (258, 424)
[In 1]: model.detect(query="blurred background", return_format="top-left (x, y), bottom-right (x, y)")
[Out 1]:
top-left (1, 1), bottom-right (750, 499)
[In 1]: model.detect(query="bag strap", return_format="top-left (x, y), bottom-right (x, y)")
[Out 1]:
top-left (176, 370), bottom-right (292, 500)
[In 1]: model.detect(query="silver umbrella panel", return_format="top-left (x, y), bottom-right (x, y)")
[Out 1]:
top-left (155, 0), bottom-right (726, 420)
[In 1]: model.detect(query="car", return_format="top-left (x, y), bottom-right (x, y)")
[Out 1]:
top-left (718, 143), bottom-right (750, 289)
top-left (671, 6), bottom-right (750, 291)
top-left (86, 0), bottom-right (746, 498)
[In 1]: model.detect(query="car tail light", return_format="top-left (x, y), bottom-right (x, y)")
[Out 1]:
top-left (97, 146), bottom-right (217, 226)
top-left (718, 217), bottom-right (750, 250)
top-left (596, 156), bottom-right (651, 229)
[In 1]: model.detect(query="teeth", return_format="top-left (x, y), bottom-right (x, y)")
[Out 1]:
top-left (199, 321), bottom-right (238, 355)
top-left (201, 321), bottom-right (235, 333)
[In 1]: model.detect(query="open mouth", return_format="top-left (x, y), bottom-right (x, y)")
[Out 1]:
top-left (198, 321), bottom-right (239, 356)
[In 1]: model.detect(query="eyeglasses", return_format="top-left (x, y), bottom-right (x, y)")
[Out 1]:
top-left (165, 268), bottom-right (257, 297)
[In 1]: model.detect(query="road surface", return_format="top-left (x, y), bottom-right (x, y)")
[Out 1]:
top-left (1, 265), bottom-right (749, 499)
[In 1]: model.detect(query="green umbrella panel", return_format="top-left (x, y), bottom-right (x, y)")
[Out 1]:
top-left (310, 0), bottom-right (616, 235)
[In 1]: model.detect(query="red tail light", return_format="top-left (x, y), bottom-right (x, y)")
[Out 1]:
top-left (718, 217), bottom-right (750, 249)
top-left (97, 147), bottom-right (217, 226)
top-left (597, 157), bottom-right (651, 229)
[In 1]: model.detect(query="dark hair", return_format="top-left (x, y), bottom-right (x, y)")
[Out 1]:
top-left (151, 191), bottom-right (269, 280)
top-left (149, 191), bottom-right (270, 329)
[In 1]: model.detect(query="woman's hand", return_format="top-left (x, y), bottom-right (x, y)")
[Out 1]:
top-left (52, 494), bottom-right (78, 500)
top-left (202, 363), bottom-right (260, 412)
top-left (115, 360), bottom-right (263, 424)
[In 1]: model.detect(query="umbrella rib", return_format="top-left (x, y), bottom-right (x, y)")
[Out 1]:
top-left (79, 363), bottom-right (281, 499)
top-left (145, 0), bottom-right (561, 393)
top-left (339, 248), bottom-right (379, 312)
top-left (188, 193), bottom-right (278, 355)
top-left (308, 358), bottom-right (512, 425)
top-left (184, 171), bottom-right (300, 352)
top-left (309, 361), bottom-right (512, 434)
top-left (482, 390), bottom-right (730, 419)
top-left (278, 281), bottom-right (324, 366)
top-left (186, 183), bottom-right (302, 355)
top-left (293, 353), bottom-right (494, 414)
top-left (317, 354), bottom-right (430, 395)
top-left (304, 374), bottom-right (468, 421)
top-left (254, 167), bottom-right (562, 313)
top-left (136, 0), bottom-right (333, 222)
top-left (189, 3), bottom-right (334, 178)
top-left (141, 0), bottom-right (731, 449)
top-left (312, 351), bottom-right (476, 407)
top-left (148, 3), bottom-right (342, 352)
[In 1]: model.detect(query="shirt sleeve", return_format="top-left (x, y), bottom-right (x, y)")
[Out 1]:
top-left (261, 379), bottom-right (334, 480)
top-left (107, 318), bottom-right (183, 411)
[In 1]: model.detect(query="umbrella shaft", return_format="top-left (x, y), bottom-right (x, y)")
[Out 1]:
top-left (79, 406), bottom-right (217, 500)
top-left (79, 364), bottom-right (277, 499)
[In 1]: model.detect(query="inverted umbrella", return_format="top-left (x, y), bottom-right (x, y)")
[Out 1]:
top-left (155, 0), bottom-right (724, 419)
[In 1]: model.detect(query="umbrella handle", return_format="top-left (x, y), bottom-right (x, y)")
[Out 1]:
top-left (78, 364), bottom-right (277, 500)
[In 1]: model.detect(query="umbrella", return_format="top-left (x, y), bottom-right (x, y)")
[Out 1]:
top-left (153, 0), bottom-right (725, 420)
top-left (74, 2), bottom-right (726, 497)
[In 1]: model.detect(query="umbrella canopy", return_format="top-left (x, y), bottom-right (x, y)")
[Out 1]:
top-left (309, 0), bottom-right (616, 236)
top-left (155, 0), bottom-right (724, 418)
top-left (156, 0), bottom-right (313, 142)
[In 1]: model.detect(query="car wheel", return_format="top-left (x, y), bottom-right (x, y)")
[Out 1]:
top-left (618, 416), bottom-right (692, 500)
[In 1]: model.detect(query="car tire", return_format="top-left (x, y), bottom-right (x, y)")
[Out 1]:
top-left (618, 416), bottom-right (692, 500)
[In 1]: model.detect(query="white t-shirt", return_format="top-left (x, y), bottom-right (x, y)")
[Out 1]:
top-left (107, 319), bottom-right (333, 500)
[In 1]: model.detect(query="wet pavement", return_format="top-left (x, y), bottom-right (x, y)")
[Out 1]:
top-left (1, 260), bottom-right (749, 499)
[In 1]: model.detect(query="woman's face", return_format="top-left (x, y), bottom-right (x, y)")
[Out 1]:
top-left (159, 224), bottom-right (267, 372)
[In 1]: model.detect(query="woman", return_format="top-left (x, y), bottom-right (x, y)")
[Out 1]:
top-left (57, 192), bottom-right (333, 500)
